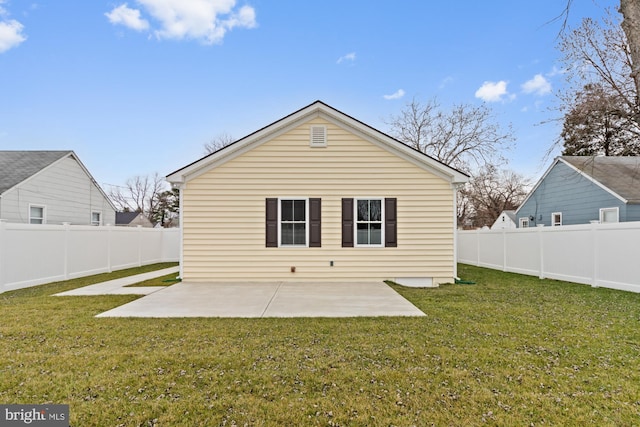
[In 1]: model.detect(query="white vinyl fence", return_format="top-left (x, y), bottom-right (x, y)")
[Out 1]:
top-left (0, 221), bottom-right (180, 293)
top-left (458, 221), bottom-right (640, 293)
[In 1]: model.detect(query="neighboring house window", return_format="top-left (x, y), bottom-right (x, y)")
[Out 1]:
top-left (342, 198), bottom-right (397, 247)
top-left (600, 207), bottom-right (619, 223)
top-left (265, 198), bottom-right (321, 247)
top-left (519, 218), bottom-right (529, 228)
top-left (552, 212), bottom-right (562, 227)
top-left (29, 205), bottom-right (45, 224)
top-left (91, 211), bottom-right (102, 226)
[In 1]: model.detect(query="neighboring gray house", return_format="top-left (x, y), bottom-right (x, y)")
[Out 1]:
top-left (515, 156), bottom-right (640, 227)
top-left (0, 151), bottom-right (116, 225)
top-left (116, 211), bottom-right (154, 228)
top-left (491, 210), bottom-right (517, 230)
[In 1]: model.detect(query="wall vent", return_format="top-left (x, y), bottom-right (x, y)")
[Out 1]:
top-left (310, 126), bottom-right (327, 147)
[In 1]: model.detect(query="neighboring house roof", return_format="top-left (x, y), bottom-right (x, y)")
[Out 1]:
top-left (502, 210), bottom-right (517, 223)
top-left (0, 150), bottom-right (117, 210)
top-left (561, 156), bottom-right (640, 204)
top-left (167, 100), bottom-right (470, 185)
top-left (116, 212), bottom-right (142, 225)
top-left (0, 151), bottom-right (71, 194)
top-left (517, 156), bottom-right (640, 215)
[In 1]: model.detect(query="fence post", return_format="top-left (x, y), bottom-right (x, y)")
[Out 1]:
top-left (0, 220), bottom-right (6, 291)
top-left (591, 223), bottom-right (599, 287)
top-left (137, 225), bottom-right (143, 267)
top-left (537, 225), bottom-right (545, 279)
top-left (62, 222), bottom-right (71, 280)
top-left (107, 226), bottom-right (113, 273)
top-left (502, 229), bottom-right (507, 272)
top-left (475, 229), bottom-right (480, 266)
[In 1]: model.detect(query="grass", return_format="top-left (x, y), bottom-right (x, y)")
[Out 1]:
top-left (1, 263), bottom-right (640, 426)
top-left (124, 273), bottom-right (181, 287)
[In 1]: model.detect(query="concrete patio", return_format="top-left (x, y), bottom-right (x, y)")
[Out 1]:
top-left (95, 280), bottom-right (426, 318)
top-left (54, 267), bottom-right (426, 318)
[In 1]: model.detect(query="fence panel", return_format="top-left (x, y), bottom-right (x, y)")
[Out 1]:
top-left (458, 222), bottom-right (640, 293)
top-left (0, 221), bottom-right (180, 293)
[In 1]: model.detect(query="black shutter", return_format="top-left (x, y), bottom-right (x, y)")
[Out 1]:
top-left (385, 198), bottom-right (397, 247)
top-left (266, 198), bottom-right (278, 247)
top-left (342, 198), bottom-right (354, 247)
top-left (309, 198), bottom-right (321, 247)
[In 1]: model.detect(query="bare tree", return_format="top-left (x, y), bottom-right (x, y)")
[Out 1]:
top-left (386, 97), bottom-right (514, 173)
top-left (620, 0), bottom-right (640, 118)
top-left (108, 173), bottom-right (167, 224)
top-left (459, 166), bottom-right (531, 228)
top-left (204, 132), bottom-right (235, 154)
top-left (557, 3), bottom-right (640, 137)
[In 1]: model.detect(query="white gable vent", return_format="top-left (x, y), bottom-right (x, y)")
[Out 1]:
top-left (310, 125), bottom-right (327, 147)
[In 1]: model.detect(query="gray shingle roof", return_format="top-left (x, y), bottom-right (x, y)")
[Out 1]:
top-left (561, 156), bottom-right (640, 204)
top-left (116, 211), bottom-right (141, 225)
top-left (0, 151), bottom-right (72, 194)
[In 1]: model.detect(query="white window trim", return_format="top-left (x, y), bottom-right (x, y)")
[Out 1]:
top-left (278, 197), bottom-right (309, 247)
top-left (29, 204), bottom-right (46, 224)
top-left (309, 125), bottom-right (327, 147)
top-left (551, 212), bottom-right (563, 227)
top-left (599, 207), bottom-right (619, 223)
top-left (91, 211), bottom-right (102, 226)
top-left (354, 197), bottom-right (385, 247)
top-left (519, 217), bottom-right (529, 228)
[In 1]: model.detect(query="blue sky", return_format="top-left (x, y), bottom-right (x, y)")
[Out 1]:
top-left (0, 0), bottom-right (618, 190)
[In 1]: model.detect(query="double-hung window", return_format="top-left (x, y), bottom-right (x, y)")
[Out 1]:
top-left (356, 198), bottom-right (383, 246)
top-left (280, 199), bottom-right (308, 246)
top-left (91, 211), bottom-right (102, 226)
top-left (266, 198), bottom-right (321, 248)
top-left (29, 205), bottom-right (45, 224)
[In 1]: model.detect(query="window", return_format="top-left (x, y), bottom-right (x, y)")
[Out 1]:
top-left (280, 199), bottom-right (307, 246)
top-left (356, 199), bottom-right (383, 246)
top-left (519, 217), bottom-right (529, 228)
top-left (91, 211), bottom-right (102, 226)
top-left (341, 198), bottom-right (396, 247)
top-left (552, 212), bottom-right (562, 227)
top-left (266, 198), bottom-right (321, 248)
top-left (600, 207), bottom-right (619, 223)
top-left (29, 205), bottom-right (45, 224)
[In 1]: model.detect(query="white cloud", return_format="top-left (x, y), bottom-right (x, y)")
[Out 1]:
top-left (438, 76), bottom-right (454, 89)
top-left (475, 80), bottom-right (510, 102)
top-left (0, 1), bottom-right (26, 53)
top-left (105, 0), bottom-right (257, 44)
top-left (105, 4), bottom-right (150, 31)
top-left (337, 52), bottom-right (356, 64)
top-left (522, 74), bottom-right (551, 96)
top-left (383, 89), bottom-right (405, 100)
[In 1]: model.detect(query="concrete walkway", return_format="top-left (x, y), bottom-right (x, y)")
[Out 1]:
top-left (95, 281), bottom-right (426, 318)
top-left (53, 267), bottom-right (180, 296)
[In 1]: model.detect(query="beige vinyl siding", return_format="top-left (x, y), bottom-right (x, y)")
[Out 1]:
top-left (182, 117), bottom-right (455, 284)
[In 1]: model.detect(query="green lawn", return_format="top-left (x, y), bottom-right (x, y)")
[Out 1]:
top-left (1, 263), bottom-right (639, 426)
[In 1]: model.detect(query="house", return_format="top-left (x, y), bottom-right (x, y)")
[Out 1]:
top-left (0, 151), bottom-right (116, 225)
top-left (515, 156), bottom-right (640, 227)
top-left (116, 211), bottom-right (154, 227)
top-left (167, 101), bottom-right (469, 286)
top-left (491, 210), bottom-right (517, 230)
